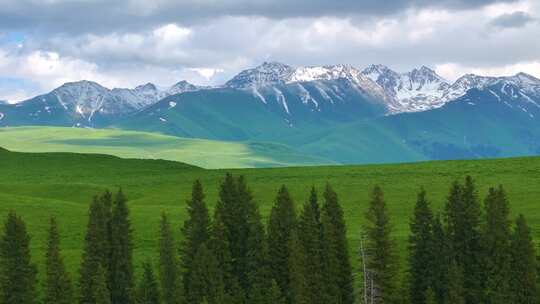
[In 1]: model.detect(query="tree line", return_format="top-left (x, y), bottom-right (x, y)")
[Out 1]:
top-left (0, 174), bottom-right (537, 304)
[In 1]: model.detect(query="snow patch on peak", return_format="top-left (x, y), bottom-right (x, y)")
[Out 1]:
top-left (361, 64), bottom-right (450, 113)
top-left (226, 62), bottom-right (295, 89)
top-left (167, 80), bottom-right (200, 95)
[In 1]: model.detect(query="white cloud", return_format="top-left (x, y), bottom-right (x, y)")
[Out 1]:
top-left (436, 61), bottom-right (540, 81)
top-left (190, 68), bottom-right (224, 80)
top-left (1, 0), bottom-right (539, 100)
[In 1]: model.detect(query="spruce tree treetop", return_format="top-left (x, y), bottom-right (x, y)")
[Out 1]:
top-left (408, 188), bottom-right (434, 304)
top-left (110, 188), bottom-right (135, 304)
top-left (136, 261), bottom-right (161, 304)
top-left (43, 216), bottom-right (73, 304)
top-left (363, 185), bottom-right (399, 304)
top-left (158, 213), bottom-right (182, 304)
top-left (267, 185), bottom-right (297, 301)
top-left (321, 183), bottom-right (354, 304)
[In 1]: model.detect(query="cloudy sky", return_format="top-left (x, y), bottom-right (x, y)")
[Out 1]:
top-left (0, 0), bottom-right (539, 102)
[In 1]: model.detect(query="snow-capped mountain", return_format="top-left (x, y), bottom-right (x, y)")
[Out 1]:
top-left (0, 79), bottom-right (203, 127)
top-left (441, 72), bottom-right (540, 103)
top-left (225, 62), bottom-right (389, 114)
top-left (51, 79), bottom-right (204, 121)
top-left (225, 62), bottom-right (295, 89)
top-left (362, 64), bottom-right (451, 113)
top-left (361, 64), bottom-right (540, 113)
top-left (2, 61), bottom-right (540, 131)
top-left (166, 80), bottom-right (203, 95)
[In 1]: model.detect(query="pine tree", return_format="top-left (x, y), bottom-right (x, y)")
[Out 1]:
top-left (79, 194), bottom-right (112, 303)
top-left (180, 180), bottom-right (211, 304)
top-left (445, 261), bottom-right (465, 304)
top-left (239, 175), bottom-right (272, 303)
top-left (190, 244), bottom-right (225, 304)
top-left (430, 215), bottom-right (449, 304)
top-left (210, 206), bottom-right (243, 304)
top-left (287, 230), bottom-right (309, 304)
top-left (363, 185), bottom-right (399, 304)
top-left (509, 214), bottom-right (538, 303)
top-left (267, 185), bottom-right (297, 303)
top-left (95, 264), bottom-right (112, 304)
top-left (321, 183), bottom-right (354, 304)
top-left (43, 217), bottom-right (73, 304)
top-left (110, 189), bottom-right (134, 304)
top-left (408, 188), bottom-right (434, 304)
top-left (211, 174), bottom-right (271, 302)
top-left (269, 280), bottom-right (285, 304)
top-left (297, 187), bottom-right (327, 304)
top-left (425, 288), bottom-right (436, 304)
top-left (444, 177), bottom-right (482, 304)
top-left (136, 261), bottom-right (161, 304)
top-left (158, 213), bottom-right (182, 304)
top-left (0, 211), bottom-right (37, 304)
top-left (481, 186), bottom-right (511, 303)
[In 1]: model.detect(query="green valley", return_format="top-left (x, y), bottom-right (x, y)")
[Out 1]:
top-left (0, 126), bottom-right (332, 168)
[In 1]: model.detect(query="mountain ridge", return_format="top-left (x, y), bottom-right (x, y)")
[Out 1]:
top-left (2, 61), bottom-right (540, 165)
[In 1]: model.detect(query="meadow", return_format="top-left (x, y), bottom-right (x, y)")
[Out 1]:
top-left (0, 126), bottom-right (332, 169)
top-left (1, 147), bottom-right (539, 280)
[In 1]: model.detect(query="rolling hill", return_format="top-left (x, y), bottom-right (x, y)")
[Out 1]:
top-left (0, 127), bottom-right (333, 168)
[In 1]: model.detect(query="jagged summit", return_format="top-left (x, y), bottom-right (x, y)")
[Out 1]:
top-left (167, 80), bottom-right (200, 95)
top-left (225, 62), bottom-right (295, 89)
top-left (361, 64), bottom-right (451, 113)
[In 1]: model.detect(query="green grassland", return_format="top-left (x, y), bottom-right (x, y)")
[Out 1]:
top-left (0, 126), bottom-right (333, 169)
top-left (1, 147), bottom-right (540, 282)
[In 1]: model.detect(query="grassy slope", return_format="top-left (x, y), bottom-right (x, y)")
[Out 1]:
top-left (1, 148), bottom-right (540, 280)
top-left (0, 126), bottom-right (334, 168)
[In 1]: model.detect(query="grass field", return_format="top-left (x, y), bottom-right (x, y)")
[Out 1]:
top-left (0, 126), bottom-right (333, 168)
top-left (1, 147), bottom-right (540, 283)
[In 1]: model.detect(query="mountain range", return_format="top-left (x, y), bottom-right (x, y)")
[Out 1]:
top-left (1, 62), bottom-right (540, 164)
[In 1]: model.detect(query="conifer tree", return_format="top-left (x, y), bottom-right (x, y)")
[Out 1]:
top-left (0, 211), bottom-right (37, 304)
top-left (509, 214), bottom-right (538, 303)
top-left (158, 213), bottom-right (182, 304)
top-left (269, 280), bottom-right (286, 304)
top-left (43, 217), bottom-right (73, 304)
top-left (267, 185), bottom-right (297, 303)
top-left (444, 177), bottom-right (482, 303)
top-left (136, 261), bottom-right (161, 304)
top-left (79, 195), bottom-right (111, 304)
top-left (445, 261), bottom-right (465, 304)
top-left (210, 174), bottom-right (272, 302)
top-left (430, 215), bottom-right (449, 304)
top-left (297, 187), bottom-right (327, 304)
top-left (363, 185), bottom-right (399, 304)
top-left (239, 175), bottom-right (272, 303)
top-left (180, 180), bottom-right (211, 303)
top-left (408, 188), bottom-right (434, 304)
top-left (321, 183), bottom-right (354, 304)
top-left (110, 189), bottom-right (134, 304)
top-left (100, 190), bottom-right (114, 276)
top-left (210, 206), bottom-right (243, 304)
top-left (425, 288), bottom-right (436, 304)
top-left (189, 244), bottom-right (225, 304)
top-left (287, 230), bottom-right (309, 304)
top-left (95, 264), bottom-right (112, 304)
top-left (481, 186), bottom-right (511, 303)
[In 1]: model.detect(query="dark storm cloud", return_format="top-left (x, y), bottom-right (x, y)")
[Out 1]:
top-left (490, 11), bottom-right (536, 28)
top-left (0, 0), bottom-right (518, 34)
